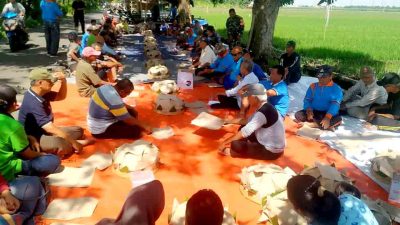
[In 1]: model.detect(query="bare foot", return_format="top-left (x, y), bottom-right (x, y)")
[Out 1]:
top-left (77, 138), bottom-right (96, 146)
top-left (218, 147), bottom-right (231, 156)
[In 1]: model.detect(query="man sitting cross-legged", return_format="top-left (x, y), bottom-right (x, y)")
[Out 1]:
top-left (219, 83), bottom-right (285, 160)
top-left (196, 43), bottom-right (234, 82)
top-left (18, 68), bottom-right (94, 158)
top-left (75, 46), bottom-right (114, 97)
top-left (211, 59), bottom-right (259, 110)
top-left (88, 79), bottom-right (152, 139)
top-left (341, 66), bottom-right (388, 120)
top-left (0, 84), bottom-right (60, 182)
top-left (294, 65), bottom-right (343, 130)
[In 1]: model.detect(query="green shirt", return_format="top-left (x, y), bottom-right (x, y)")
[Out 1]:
top-left (87, 34), bottom-right (97, 48)
top-left (0, 114), bottom-right (29, 181)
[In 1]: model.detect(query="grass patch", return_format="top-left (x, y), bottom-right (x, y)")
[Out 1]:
top-left (192, 7), bottom-right (400, 78)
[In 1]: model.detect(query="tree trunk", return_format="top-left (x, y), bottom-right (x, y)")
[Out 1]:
top-left (248, 0), bottom-right (281, 60)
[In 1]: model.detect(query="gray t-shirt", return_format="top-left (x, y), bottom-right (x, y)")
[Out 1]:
top-left (67, 42), bottom-right (81, 65)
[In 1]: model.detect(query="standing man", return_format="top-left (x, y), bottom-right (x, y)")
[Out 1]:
top-left (40, 0), bottom-right (63, 57)
top-left (280, 40), bottom-right (302, 84)
top-left (225, 8), bottom-right (244, 47)
top-left (72, 0), bottom-right (85, 34)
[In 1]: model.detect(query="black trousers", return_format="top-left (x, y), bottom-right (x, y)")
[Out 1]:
top-left (230, 130), bottom-right (283, 160)
top-left (210, 95), bottom-right (240, 110)
top-left (74, 12), bottom-right (85, 34)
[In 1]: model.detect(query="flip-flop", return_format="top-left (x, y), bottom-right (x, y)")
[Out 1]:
top-left (218, 147), bottom-right (231, 156)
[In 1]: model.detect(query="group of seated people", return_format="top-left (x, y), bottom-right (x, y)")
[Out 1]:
top-left (296, 65), bottom-right (399, 130)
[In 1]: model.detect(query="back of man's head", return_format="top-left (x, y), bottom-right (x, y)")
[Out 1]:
top-left (115, 78), bottom-right (134, 92)
top-left (186, 189), bottom-right (224, 225)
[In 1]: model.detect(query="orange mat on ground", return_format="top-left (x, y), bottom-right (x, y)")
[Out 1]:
top-left (43, 83), bottom-right (387, 225)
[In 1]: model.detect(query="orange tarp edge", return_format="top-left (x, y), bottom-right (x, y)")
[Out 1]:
top-left (42, 83), bottom-right (387, 225)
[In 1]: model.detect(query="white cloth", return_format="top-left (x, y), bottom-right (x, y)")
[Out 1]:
top-left (87, 115), bottom-right (117, 134)
top-left (1, 2), bottom-right (25, 16)
top-left (226, 72), bottom-right (259, 107)
top-left (344, 80), bottom-right (388, 108)
top-left (199, 45), bottom-right (216, 67)
top-left (241, 111), bottom-right (286, 153)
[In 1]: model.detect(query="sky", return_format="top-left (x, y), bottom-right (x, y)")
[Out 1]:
top-left (292, 0), bottom-right (400, 7)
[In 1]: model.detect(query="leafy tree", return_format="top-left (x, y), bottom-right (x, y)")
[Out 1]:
top-left (248, 0), bottom-right (335, 60)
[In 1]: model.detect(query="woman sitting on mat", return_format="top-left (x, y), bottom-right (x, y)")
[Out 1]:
top-left (218, 83), bottom-right (285, 160)
top-left (287, 175), bottom-right (378, 225)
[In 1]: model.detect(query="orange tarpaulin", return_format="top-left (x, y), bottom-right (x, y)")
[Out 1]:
top-left (43, 83), bottom-right (387, 225)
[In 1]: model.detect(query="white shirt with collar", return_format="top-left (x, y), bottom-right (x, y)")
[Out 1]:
top-left (199, 45), bottom-right (216, 67)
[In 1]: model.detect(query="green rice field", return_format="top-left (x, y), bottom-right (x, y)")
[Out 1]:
top-left (192, 6), bottom-right (400, 78)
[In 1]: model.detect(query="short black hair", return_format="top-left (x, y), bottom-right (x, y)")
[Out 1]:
top-left (0, 84), bottom-right (17, 113)
top-left (272, 65), bottom-right (285, 78)
top-left (229, 8), bottom-right (235, 13)
top-left (115, 78), bottom-right (134, 92)
top-left (287, 175), bottom-right (341, 225)
top-left (334, 182), bottom-right (361, 199)
top-left (186, 189), bottom-right (224, 225)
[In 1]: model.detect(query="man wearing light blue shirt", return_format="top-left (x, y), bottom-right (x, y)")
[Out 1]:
top-left (40, 0), bottom-right (63, 56)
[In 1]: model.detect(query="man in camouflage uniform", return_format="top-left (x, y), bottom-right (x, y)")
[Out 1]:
top-left (226, 8), bottom-right (244, 47)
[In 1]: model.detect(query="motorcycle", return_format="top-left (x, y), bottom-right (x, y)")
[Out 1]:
top-left (2, 12), bottom-right (29, 52)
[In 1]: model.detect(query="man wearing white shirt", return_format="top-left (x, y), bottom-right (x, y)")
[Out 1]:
top-left (219, 83), bottom-right (285, 159)
top-left (211, 59), bottom-right (259, 109)
top-left (193, 38), bottom-right (216, 74)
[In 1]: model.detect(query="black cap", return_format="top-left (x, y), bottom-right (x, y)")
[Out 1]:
top-left (317, 65), bottom-right (333, 78)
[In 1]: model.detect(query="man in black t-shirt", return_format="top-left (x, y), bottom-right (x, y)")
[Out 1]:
top-left (72, 0), bottom-right (85, 34)
top-left (280, 40), bottom-right (302, 84)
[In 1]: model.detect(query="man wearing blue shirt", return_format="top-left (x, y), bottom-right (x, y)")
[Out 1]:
top-left (240, 65), bottom-right (288, 117)
top-left (40, 0), bottom-right (63, 57)
top-left (295, 65), bottom-right (343, 130)
top-left (197, 43), bottom-right (234, 82)
top-left (243, 49), bottom-right (267, 80)
top-left (223, 46), bottom-right (243, 89)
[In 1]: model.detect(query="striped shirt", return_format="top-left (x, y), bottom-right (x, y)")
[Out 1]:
top-left (87, 85), bottom-right (131, 134)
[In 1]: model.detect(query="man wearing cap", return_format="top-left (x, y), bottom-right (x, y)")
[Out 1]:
top-left (196, 43), bottom-right (234, 81)
top-left (295, 65), bottom-right (343, 130)
top-left (40, 0), bottom-right (63, 57)
top-left (18, 68), bottom-right (94, 157)
top-left (219, 83), bottom-right (285, 160)
top-left (341, 66), bottom-right (388, 120)
top-left (280, 40), bottom-right (302, 84)
top-left (211, 59), bottom-right (259, 109)
top-left (75, 46), bottom-right (113, 97)
top-left (193, 38), bottom-right (216, 72)
top-left (369, 73), bottom-right (400, 127)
